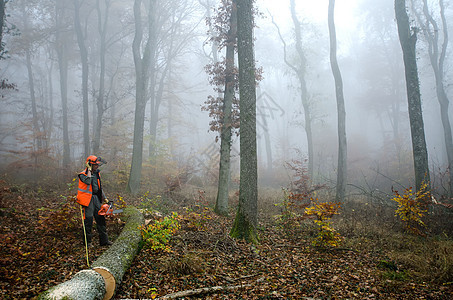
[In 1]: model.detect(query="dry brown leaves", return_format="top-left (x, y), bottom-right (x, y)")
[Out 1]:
top-left (1, 182), bottom-right (451, 299)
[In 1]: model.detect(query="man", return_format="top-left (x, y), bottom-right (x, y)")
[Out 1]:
top-left (76, 155), bottom-right (112, 247)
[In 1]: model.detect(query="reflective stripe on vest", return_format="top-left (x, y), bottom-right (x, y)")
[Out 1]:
top-left (78, 185), bottom-right (92, 194)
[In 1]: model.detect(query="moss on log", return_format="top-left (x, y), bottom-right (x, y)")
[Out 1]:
top-left (92, 206), bottom-right (144, 298)
top-left (38, 206), bottom-right (144, 300)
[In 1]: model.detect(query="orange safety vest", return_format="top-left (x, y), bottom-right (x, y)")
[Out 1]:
top-left (76, 169), bottom-right (102, 206)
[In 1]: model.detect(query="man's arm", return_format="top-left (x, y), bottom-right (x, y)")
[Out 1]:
top-left (79, 172), bottom-right (92, 185)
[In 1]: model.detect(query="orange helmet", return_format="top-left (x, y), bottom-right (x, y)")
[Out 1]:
top-left (86, 155), bottom-right (99, 165)
top-left (86, 155), bottom-right (107, 166)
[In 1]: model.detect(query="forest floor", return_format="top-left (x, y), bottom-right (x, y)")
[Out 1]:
top-left (1, 181), bottom-right (452, 299)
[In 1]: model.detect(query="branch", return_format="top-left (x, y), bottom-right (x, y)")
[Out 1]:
top-left (157, 277), bottom-right (264, 299)
top-left (268, 10), bottom-right (298, 74)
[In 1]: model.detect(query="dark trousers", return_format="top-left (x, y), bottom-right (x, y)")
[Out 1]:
top-left (83, 195), bottom-right (109, 245)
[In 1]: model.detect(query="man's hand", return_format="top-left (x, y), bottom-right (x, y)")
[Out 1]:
top-left (86, 161), bottom-right (92, 171)
top-left (103, 198), bottom-right (109, 204)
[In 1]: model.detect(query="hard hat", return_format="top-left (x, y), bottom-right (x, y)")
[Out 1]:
top-left (86, 155), bottom-right (107, 165)
top-left (86, 155), bottom-right (99, 165)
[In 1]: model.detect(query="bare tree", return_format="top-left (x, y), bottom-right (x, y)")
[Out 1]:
top-left (73, 0), bottom-right (90, 158)
top-left (55, 0), bottom-right (71, 170)
top-left (92, 0), bottom-right (112, 155)
top-left (328, 0), bottom-right (347, 201)
top-left (20, 0), bottom-right (42, 154)
top-left (411, 0), bottom-right (452, 195)
top-left (148, 0), bottom-right (198, 158)
top-left (395, 0), bottom-right (430, 192)
top-left (289, 0), bottom-right (314, 179)
top-left (127, 0), bottom-right (155, 194)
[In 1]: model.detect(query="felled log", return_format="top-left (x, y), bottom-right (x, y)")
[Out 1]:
top-left (38, 206), bottom-right (144, 300)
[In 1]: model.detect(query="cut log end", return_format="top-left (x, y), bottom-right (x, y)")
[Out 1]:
top-left (93, 267), bottom-right (115, 300)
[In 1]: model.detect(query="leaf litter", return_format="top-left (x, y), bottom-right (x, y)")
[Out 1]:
top-left (0, 183), bottom-right (451, 299)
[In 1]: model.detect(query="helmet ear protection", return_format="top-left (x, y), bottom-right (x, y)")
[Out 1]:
top-left (85, 155), bottom-right (107, 166)
top-left (96, 157), bottom-right (107, 165)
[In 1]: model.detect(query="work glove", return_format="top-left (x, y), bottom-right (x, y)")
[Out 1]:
top-left (103, 198), bottom-right (109, 204)
top-left (86, 161), bottom-right (92, 172)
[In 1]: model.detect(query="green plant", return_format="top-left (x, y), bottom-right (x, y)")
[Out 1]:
top-left (67, 178), bottom-right (76, 191)
top-left (305, 199), bottom-right (342, 248)
top-left (382, 270), bottom-right (410, 281)
top-left (182, 205), bottom-right (212, 231)
top-left (392, 181), bottom-right (429, 235)
top-left (115, 194), bottom-right (127, 209)
top-left (274, 190), bottom-right (303, 236)
top-left (138, 192), bottom-right (161, 211)
top-left (140, 212), bottom-right (180, 252)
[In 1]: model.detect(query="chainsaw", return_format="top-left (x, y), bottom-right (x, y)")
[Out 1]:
top-left (98, 202), bottom-right (123, 216)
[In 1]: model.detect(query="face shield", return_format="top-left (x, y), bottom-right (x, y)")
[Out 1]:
top-left (95, 157), bottom-right (107, 166)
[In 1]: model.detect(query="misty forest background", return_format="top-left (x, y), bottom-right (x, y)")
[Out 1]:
top-left (1, 0), bottom-right (453, 226)
top-left (2, 0), bottom-right (453, 199)
top-left (1, 0), bottom-right (453, 298)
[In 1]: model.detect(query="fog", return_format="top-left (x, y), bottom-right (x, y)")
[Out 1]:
top-left (0, 0), bottom-right (452, 196)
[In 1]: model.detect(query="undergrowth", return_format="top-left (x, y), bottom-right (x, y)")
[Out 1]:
top-left (337, 200), bottom-right (453, 285)
top-left (140, 212), bottom-right (180, 252)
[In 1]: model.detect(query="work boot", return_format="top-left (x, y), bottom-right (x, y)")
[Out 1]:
top-left (100, 241), bottom-right (113, 246)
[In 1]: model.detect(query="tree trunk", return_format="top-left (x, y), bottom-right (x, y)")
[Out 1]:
top-left (127, 0), bottom-right (154, 194)
top-left (215, 0), bottom-right (237, 217)
top-left (45, 52), bottom-right (55, 151)
top-left (290, 0), bottom-right (314, 179)
top-left (93, 0), bottom-right (111, 155)
top-left (413, 0), bottom-right (452, 194)
top-left (21, 1), bottom-right (42, 170)
top-left (25, 49), bottom-right (41, 159)
top-left (395, 0), bottom-right (430, 192)
top-left (256, 91), bottom-right (273, 174)
top-left (55, 0), bottom-right (71, 170)
top-left (38, 206), bottom-right (144, 300)
top-left (230, 0), bottom-right (258, 244)
top-left (437, 2), bottom-right (453, 194)
top-left (149, 63), bottom-right (165, 159)
top-left (0, 0), bottom-right (5, 56)
top-left (73, 0), bottom-right (90, 158)
top-left (328, 0), bottom-right (347, 202)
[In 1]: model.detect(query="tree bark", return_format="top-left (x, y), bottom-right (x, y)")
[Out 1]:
top-left (328, 0), bottom-right (347, 202)
top-left (395, 0), bottom-right (430, 192)
top-left (412, 0), bottom-right (452, 194)
top-left (21, 0), bottom-right (42, 164)
top-left (230, 0), bottom-right (258, 244)
top-left (38, 206), bottom-right (144, 300)
top-left (0, 0), bottom-right (5, 56)
top-left (127, 0), bottom-right (154, 194)
top-left (215, 0), bottom-right (237, 217)
top-left (73, 0), bottom-right (90, 158)
top-left (290, 0), bottom-right (314, 179)
top-left (93, 0), bottom-right (111, 155)
top-left (55, 0), bottom-right (71, 170)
